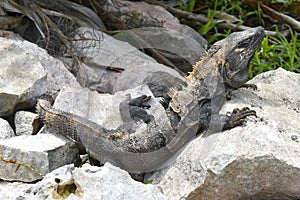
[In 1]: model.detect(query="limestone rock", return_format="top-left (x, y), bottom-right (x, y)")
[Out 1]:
top-left (15, 111), bottom-right (40, 136)
top-left (72, 163), bottom-right (167, 200)
top-left (53, 85), bottom-right (163, 130)
top-left (117, 0), bottom-right (180, 28)
top-left (18, 163), bottom-right (167, 200)
top-left (0, 37), bottom-right (47, 116)
top-left (105, 0), bottom-right (207, 48)
top-left (0, 181), bottom-right (33, 200)
top-left (0, 134), bottom-right (80, 182)
top-left (7, 38), bottom-right (81, 97)
top-left (114, 27), bottom-right (206, 72)
top-left (19, 164), bottom-right (75, 200)
top-left (72, 28), bottom-right (184, 93)
top-left (0, 30), bottom-right (23, 40)
top-left (53, 87), bottom-right (125, 130)
top-left (149, 68), bottom-right (300, 199)
top-left (0, 118), bottom-right (14, 139)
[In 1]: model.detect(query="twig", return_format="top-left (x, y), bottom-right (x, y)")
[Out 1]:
top-left (0, 155), bottom-right (44, 178)
top-left (31, 3), bottom-right (81, 73)
top-left (242, 0), bottom-right (300, 32)
top-left (143, 0), bottom-right (288, 37)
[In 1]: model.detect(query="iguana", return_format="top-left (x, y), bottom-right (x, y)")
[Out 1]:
top-left (37, 27), bottom-right (264, 173)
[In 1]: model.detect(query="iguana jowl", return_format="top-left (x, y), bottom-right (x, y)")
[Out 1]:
top-left (37, 27), bottom-right (265, 173)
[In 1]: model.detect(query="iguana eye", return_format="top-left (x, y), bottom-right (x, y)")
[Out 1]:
top-left (225, 62), bottom-right (230, 69)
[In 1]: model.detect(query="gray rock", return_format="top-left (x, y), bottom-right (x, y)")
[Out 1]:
top-left (53, 85), bottom-right (163, 130)
top-left (8, 38), bottom-right (81, 97)
top-left (72, 163), bottom-right (167, 200)
top-left (103, 0), bottom-right (179, 29)
top-left (105, 0), bottom-right (207, 47)
top-left (0, 134), bottom-right (80, 182)
top-left (15, 111), bottom-right (39, 136)
top-left (0, 118), bottom-right (14, 139)
top-left (53, 87), bottom-right (125, 130)
top-left (18, 163), bottom-right (167, 200)
top-left (19, 164), bottom-right (75, 200)
top-left (149, 68), bottom-right (300, 199)
top-left (0, 30), bottom-right (23, 40)
top-left (114, 27), bottom-right (206, 72)
top-left (167, 24), bottom-right (208, 48)
top-left (0, 181), bottom-right (33, 200)
top-left (72, 28), bottom-right (184, 93)
top-left (0, 37), bottom-right (47, 116)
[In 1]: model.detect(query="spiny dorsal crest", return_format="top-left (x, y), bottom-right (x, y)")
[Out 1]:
top-left (168, 87), bottom-right (178, 99)
top-left (185, 45), bottom-right (221, 82)
top-left (151, 100), bottom-right (166, 121)
top-left (185, 59), bottom-right (204, 81)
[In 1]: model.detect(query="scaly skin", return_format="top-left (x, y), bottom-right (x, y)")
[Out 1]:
top-left (37, 27), bottom-right (264, 173)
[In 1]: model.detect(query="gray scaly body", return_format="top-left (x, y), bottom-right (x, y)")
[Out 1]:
top-left (37, 27), bottom-right (265, 172)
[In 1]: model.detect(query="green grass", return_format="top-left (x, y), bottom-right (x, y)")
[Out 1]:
top-left (250, 26), bottom-right (300, 78)
top-left (180, 0), bottom-right (300, 78)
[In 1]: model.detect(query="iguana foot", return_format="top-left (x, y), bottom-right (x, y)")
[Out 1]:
top-left (224, 107), bottom-right (256, 130)
top-left (128, 95), bottom-right (153, 123)
top-left (129, 95), bottom-right (151, 108)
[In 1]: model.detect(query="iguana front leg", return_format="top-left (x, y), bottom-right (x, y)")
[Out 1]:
top-left (223, 107), bottom-right (256, 130)
top-left (198, 102), bottom-right (257, 134)
top-left (120, 95), bottom-right (153, 124)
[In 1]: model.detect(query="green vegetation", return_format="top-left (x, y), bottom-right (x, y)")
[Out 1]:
top-left (179, 0), bottom-right (300, 78)
top-left (250, 26), bottom-right (300, 78)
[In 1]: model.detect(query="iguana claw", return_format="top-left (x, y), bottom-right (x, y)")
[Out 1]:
top-left (129, 95), bottom-right (151, 108)
top-left (224, 107), bottom-right (257, 130)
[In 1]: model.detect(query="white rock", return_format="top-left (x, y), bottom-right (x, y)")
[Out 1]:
top-left (0, 181), bottom-right (33, 200)
top-left (53, 85), bottom-right (161, 130)
top-left (0, 38), bottom-right (47, 116)
top-left (18, 163), bottom-right (167, 200)
top-left (53, 87), bottom-right (125, 130)
top-left (0, 118), bottom-right (14, 139)
top-left (8, 38), bottom-right (81, 96)
top-left (72, 163), bottom-right (167, 200)
top-left (15, 111), bottom-right (39, 136)
top-left (149, 68), bottom-right (300, 199)
top-left (0, 134), bottom-right (80, 182)
top-left (19, 164), bottom-right (75, 200)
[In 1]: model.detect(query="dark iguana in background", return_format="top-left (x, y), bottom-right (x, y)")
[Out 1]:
top-left (37, 27), bottom-right (265, 173)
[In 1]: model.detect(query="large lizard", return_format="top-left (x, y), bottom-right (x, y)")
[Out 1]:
top-left (37, 27), bottom-right (265, 173)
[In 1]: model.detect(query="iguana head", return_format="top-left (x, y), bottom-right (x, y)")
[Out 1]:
top-left (217, 27), bottom-right (265, 89)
